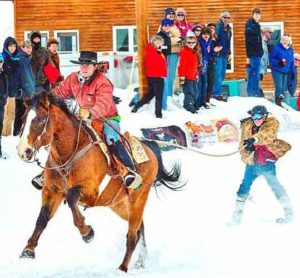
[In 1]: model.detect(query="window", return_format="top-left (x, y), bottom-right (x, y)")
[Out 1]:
top-left (24, 31), bottom-right (49, 48)
top-left (113, 26), bottom-right (137, 53)
top-left (54, 30), bottom-right (79, 53)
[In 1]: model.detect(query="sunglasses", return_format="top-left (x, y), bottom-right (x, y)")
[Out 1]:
top-left (187, 42), bottom-right (196, 45)
top-left (194, 29), bottom-right (202, 32)
top-left (223, 16), bottom-right (230, 19)
top-left (251, 113), bottom-right (264, 120)
top-left (177, 13), bottom-right (185, 16)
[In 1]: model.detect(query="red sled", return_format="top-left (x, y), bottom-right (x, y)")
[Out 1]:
top-left (44, 63), bottom-right (61, 85)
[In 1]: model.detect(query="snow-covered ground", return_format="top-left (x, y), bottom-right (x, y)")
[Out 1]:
top-left (1, 90), bottom-right (300, 278)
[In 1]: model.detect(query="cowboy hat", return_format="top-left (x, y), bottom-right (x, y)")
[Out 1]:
top-left (70, 51), bottom-right (98, 65)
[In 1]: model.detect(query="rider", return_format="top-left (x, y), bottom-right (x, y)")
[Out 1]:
top-left (32, 51), bottom-right (142, 190)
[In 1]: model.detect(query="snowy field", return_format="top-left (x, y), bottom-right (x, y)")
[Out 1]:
top-left (1, 89), bottom-right (300, 278)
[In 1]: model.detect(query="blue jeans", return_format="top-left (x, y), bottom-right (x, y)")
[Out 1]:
top-left (271, 70), bottom-right (288, 97)
top-left (104, 120), bottom-right (121, 145)
top-left (162, 78), bottom-right (168, 110)
top-left (237, 162), bottom-right (287, 200)
top-left (247, 56), bottom-right (261, 96)
top-left (213, 56), bottom-right (227, 97)
top-left (167, 53), bottom-right (179, 97)
top-left (195, 72), bottom-right (207, 108)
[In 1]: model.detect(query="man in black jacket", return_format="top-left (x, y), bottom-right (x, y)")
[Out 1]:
top-left (245, 8), bottom-right (263, 97)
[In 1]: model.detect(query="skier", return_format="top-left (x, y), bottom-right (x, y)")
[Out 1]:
top-left (232, 105), bottom-right (293, 224)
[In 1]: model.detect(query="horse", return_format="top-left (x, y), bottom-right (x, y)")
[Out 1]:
top-left (16, 92), bottom-right (184, 272)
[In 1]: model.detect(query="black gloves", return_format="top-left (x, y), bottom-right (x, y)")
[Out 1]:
top-left (243, 137), bottom-right (256, 152)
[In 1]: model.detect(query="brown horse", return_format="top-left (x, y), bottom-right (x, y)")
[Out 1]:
top-left (17, 93), bottom-right (183, 272)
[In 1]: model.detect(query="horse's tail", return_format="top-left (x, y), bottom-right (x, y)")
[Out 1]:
top-left (142, 140), bottom-right (185, 191)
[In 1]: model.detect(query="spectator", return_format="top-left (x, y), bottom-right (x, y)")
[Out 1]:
top-left (1, 37), bottom-right (20, 136)
top-left (286, 53), bottom-right (300, 106)
top-left (191, 23), bottom-right (202, 40)
top-left (158, 8), bottom-right (182, 101)
top-left (195, 27), bottom-right (212, 109)
top-left (245, 8), bottom-right (263, 97)
top-left (46, 38), bottom-right (64, 88)
top-left (269, 34), bottom-right (295, 107)
top-left (178, 30), bottom-right (199, 114)
top-left (232, 105), bottom-right (293, 224)
top-left (0, 54), bottom-right (8, 157)
top-left (157, 18), bottom-right (172, 110)
top-left (213, 10), bottom-right (232, 101)
top-left (131, 35), bottom-right (166, 118)
top-left (174, 7), bottom-right (193, 38)
top-left (259, 26), bottom-right (273, 97)
top-left (29, 30), bottom-right (49, 93)
top-left (14, 40), bottom-right (36, 135)
top-left (206, 23), bottom-right (223, 104)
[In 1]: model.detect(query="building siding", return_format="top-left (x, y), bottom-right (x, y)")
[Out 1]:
top-left (15, 0), bottom-right (300, 90)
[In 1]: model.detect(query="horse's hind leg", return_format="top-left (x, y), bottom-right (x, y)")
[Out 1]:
top-left (20, 188), bottom-right (63, 259)
top-left (66, 185), bottom-right (94, 243)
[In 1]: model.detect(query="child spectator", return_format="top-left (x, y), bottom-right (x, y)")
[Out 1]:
top-left (131, 35), bottom-right (167, 118)
top-left (178, 30), bottom-right (199, 114)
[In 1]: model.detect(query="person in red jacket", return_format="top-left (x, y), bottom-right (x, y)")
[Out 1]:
top-left (178, 30), bottom-right (200, 113)
top-left (131, 35), bottom-right (167, 118)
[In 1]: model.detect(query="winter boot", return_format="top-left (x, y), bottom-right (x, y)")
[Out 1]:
top-left (275, 96), bottom-right (283, 107)
top-left (277, 196), bottom-right (293, 224)
top-left (109, 140), bottom-right (142, 190)
top-left (206, 91), bottom-right (212, 104)
top-left (232, 196), bottom-right (247, 225)
top-left (131, 103), bottom-right (142, 113)
top-left (31, 172), bottom-right (45, 190)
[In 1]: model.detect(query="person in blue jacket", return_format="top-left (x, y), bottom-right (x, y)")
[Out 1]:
top-left (269, 34), bottom-right (295, 107)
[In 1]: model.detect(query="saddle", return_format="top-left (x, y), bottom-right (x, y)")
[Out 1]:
top-left (82, 119), bottom-right (149, 177)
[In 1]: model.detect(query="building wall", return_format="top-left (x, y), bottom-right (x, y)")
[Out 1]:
top-left (0, 1), bottom-right (14, 48)
top-left (14, 0), bottom-right (300, 91)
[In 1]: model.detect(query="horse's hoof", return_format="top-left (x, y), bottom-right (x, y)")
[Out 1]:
top-left (20, 248), bottom-right (35, 259)
top-left (118, 264), bottom-right (128, 273)
top-left (82, 226), bottom-right (94, 243)
top-left (135, 259), bottom-right (145, 269)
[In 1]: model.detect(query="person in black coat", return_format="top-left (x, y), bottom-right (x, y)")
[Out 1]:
top-left (0, 54), bottom-right (8, 157)
top-left (245, 8), bottom-right (263, 97)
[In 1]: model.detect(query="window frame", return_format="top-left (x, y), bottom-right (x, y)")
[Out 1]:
top-left (54, 29), bottom-right (80, 53)
top-left (113, 26), bottom-right (137, 54)
top-left (24, 31), bottom-right (49, 48)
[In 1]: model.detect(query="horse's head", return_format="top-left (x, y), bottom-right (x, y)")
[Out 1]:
top-left (17, 92), bottom-right (52, 161)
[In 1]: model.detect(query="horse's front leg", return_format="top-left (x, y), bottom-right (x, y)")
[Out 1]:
top-left (66, 185), bottom-right (94, 243)
top-left (20, 187), bottom-right (63, 259)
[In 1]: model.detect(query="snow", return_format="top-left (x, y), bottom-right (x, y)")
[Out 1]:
top-left (1, 90), bottom-right (300, 278)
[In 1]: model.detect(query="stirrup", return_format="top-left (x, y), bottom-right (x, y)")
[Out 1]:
top-left (31, 174), bottom-right (44, 190)
top-left (124, 169), bottom-right (142, 190)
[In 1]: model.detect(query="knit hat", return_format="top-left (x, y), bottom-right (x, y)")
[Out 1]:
top-left (30, 30), bottom-right (42, 43)
top-left (191, 23), bottom-right (202, 31)
top-left (294, 53), bottom-right (300, 60)
top-left (220, 10), bottom-right (231, 18)
top-left (165, 7), bottom-right (175, 16)
top-left (161, 18), bottom-right (173, 26)
top-left (176, 7), bottom-right (186, 16)
top-left (207, 22), bottom-right (217, 28)
top-left (47, 38), bottom-right (59, 48)
top-left (186, 30), bottom-right (196, 38)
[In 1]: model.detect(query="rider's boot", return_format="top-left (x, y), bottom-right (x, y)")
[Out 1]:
top-left (109, 140), bottom-right (142, 190)
top-left (277, 195), bottom-right (293, 224)
top-left (31, 172), bottom-right (45, 190)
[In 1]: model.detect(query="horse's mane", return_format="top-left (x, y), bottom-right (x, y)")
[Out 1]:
top-left (31, 92), bottom-right (78, 119)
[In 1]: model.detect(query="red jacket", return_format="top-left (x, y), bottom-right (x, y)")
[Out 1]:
top-left (145, 44), bottom-right (167, 78)
top-left (178, 46), bottom-right (199, 80)
top-left (54, 71), bottom-right (118, 120)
